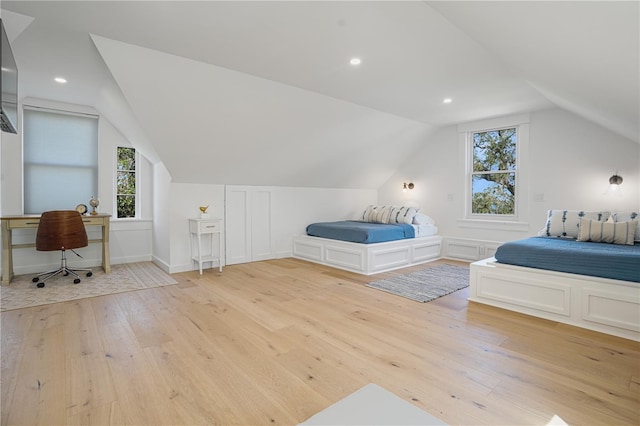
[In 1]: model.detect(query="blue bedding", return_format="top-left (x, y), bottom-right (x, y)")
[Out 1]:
top-left (495, 236), bottom-right (640, 283)
top-left (306, 220), bottom-right (415, 244)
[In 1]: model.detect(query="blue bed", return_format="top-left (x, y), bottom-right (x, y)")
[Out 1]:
top-left (306, 220), bottom-right (415, 244)
top-left (495, 236), bottom-right (640, 283)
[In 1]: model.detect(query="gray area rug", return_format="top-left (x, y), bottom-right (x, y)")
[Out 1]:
top-left (366, 264), bottom-right (469, 302)
top-left (0, 262), bottom-right (177, 311)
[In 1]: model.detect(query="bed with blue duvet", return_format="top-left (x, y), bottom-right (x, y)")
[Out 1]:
top-left (494, 236), bottom-right (640, 283)
top-left (470, 209), bottom-right (640, 340)
top-left (293, 206), bottom-right (442, 275)
top-left (306, 221), bottom-right (416, 244)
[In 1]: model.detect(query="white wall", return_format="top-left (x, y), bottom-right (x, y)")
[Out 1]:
top-left (164, 183), bottom-right (376, 273)
top-left (378, 107), bottom-right (640, 251)
top-left (271, 186), bottom-right (377, 258)
top-left (0, 98), bottom-right (154, 276)
top-left (152, 162), bottom-right (172, 270)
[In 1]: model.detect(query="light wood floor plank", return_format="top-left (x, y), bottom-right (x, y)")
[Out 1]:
top-left (1, 258), bottom-right (638, 425)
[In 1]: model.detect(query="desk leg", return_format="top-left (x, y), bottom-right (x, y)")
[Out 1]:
top-left (1, 221), bottom-right (13, 285)
top-left (102, 218), bottom-right (111, 273)
top-left (218, 232), bottom-right (223, 272)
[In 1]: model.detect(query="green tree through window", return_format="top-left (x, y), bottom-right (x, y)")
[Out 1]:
top-left (116, 147), bottom-right (136, 218)
top-left (471, 128), bottom-right (516, 215)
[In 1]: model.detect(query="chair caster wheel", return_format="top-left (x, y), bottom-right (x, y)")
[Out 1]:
top-left (36, 282), bottom-right (45, 288)
top-left (74, 278), bottom-right (81, 284)
top-left (32, 277), bottom-right (39, 283)
top-left (86, 272), bottom-right (93, 277)
top-left (64, 271), bottom-right (69, 276)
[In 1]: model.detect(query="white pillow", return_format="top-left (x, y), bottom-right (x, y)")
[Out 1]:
top-left (577, 218), bottom-right (637, 245)
top-left (412, 213), bottom-right (435, 225)
top-left (537, 210), bottom-right (610, 239)
top-left (361, 205), bottom-right (375, 222)
top-left (388, 206), bottom-right (418, 224)
top-left (610, 212), bottom-right (640, 242)
top-left (363, 205), bottom-right (392, 224)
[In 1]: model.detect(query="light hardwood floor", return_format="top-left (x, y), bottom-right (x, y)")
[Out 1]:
top-left (1, 258), bottom-right (639, 425)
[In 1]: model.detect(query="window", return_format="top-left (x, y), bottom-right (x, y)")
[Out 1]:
top-left (116, 147), bottom-right (136, 218)
top-left (23, 107), bottom-right (98, 214)
top-left (458, 113), bottom-right (529, 230)
top-left (470, 127), bottom-right (517, 216)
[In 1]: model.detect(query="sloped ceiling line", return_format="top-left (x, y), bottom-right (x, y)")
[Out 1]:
top-left (91, 34), bottom-right (436, 189)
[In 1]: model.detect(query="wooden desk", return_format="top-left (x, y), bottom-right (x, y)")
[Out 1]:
top-left (1, 213), bottom-right (111, 285)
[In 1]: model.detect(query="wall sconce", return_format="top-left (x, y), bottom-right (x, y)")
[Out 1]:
top-left (609, 174), bottom-right (623, 188)
top-left (403, 182), bottom-right (414, 192)
top-left (604, 173), bottom-right (624, 196)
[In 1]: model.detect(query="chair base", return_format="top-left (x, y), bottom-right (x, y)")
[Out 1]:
top-left (32, 249), bottom-right (92, 288)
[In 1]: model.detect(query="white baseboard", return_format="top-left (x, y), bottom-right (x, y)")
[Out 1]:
top-left (10, 254), bottom-right (153, 277)
top-left (110, 254), bottom-right (153, 265)
top-left (152, 256), bottom-right (172, 273)
top-left (277, 250), bottom-right (292, 259)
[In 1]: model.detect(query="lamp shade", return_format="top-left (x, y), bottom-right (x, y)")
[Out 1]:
top-left (609, 174), bottom-right (623, 185)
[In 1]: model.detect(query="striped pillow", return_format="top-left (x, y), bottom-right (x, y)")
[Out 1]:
top-left (610, 212), bottom-right (640, 241)
top-left (577, 218), bottom-right (637, 245)
top-left (538, 210), bottom-right (610, 239)
top-left (369, 206), bottom-right (392, 224)
top-left (361, 205), bottom-right (376, 222)
top-left (388, 206), bottom-right (418, 224)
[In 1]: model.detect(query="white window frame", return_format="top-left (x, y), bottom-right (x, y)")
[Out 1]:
top-left (457, 113), bottom-right (530, 232)
top-left (114, 145), bottom-right (139, 220)
top-left (22, 104), bottom-right (99, 214)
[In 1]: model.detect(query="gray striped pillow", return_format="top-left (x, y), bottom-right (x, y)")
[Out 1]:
top-left (577, 218), bottom-right (637, 245)
top-left (610, 212), bottom-right (640, 241)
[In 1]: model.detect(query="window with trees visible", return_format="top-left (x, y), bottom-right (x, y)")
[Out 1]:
top-left (469, 127), bottom-right (517, 216)
top-left (116, 147), bottom-right (136, 218)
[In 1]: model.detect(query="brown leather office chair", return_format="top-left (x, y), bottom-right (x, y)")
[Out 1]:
top-left (32, 210), bottom-right (93, 288)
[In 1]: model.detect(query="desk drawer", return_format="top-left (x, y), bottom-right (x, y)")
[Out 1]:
top-left (6, 218), bottom-right (41, 229)
top-left (190, 220), bottom-right (222, 234)
top-left (81, 216), bottom-right (107, 226)
top-left (199, 221), bottom-right (221, 234)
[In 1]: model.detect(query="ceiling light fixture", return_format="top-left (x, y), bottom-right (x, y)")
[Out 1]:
top-left (349, 57), bottom-right (361, 66)
top-left (443, 98), bottom-right (453, 104)
top-left (54, 77), bottom-right (67, 84)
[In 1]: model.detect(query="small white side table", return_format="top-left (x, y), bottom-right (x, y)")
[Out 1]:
top-left (188, 218), bottom-right (223, 274)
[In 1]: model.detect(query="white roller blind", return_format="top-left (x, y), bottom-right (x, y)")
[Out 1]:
top-left (23, 108), bottom-right (98, 214)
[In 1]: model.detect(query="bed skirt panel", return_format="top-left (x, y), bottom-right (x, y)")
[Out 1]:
top-left (470, 258), bottom-right (640, 341)
top-left (292, 235), bottom-right (442, 275)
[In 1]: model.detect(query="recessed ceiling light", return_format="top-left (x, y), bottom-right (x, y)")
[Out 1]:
top-left (54, 77), bottom-right (67, 84)
top-left (349, 57), bottom-right (361, 66)
top-left (443, 98), bottom-right (453, 104)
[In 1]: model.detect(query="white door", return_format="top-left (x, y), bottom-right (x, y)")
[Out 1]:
top-left (225, 185), bottom-right (275, 265)
top-left (225, 186), bottom-right (251, 265)
top-left (251, 188), bottom-right (274, 261)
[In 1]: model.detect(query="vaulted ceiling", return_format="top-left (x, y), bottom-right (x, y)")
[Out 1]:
top-left (2, 1), bottom-right (638, 189)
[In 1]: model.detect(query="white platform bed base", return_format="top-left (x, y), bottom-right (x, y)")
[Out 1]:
top-left (292, 235), bottom-right (442, 275)
top-left (470, 257), bottom-right (640, 341)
